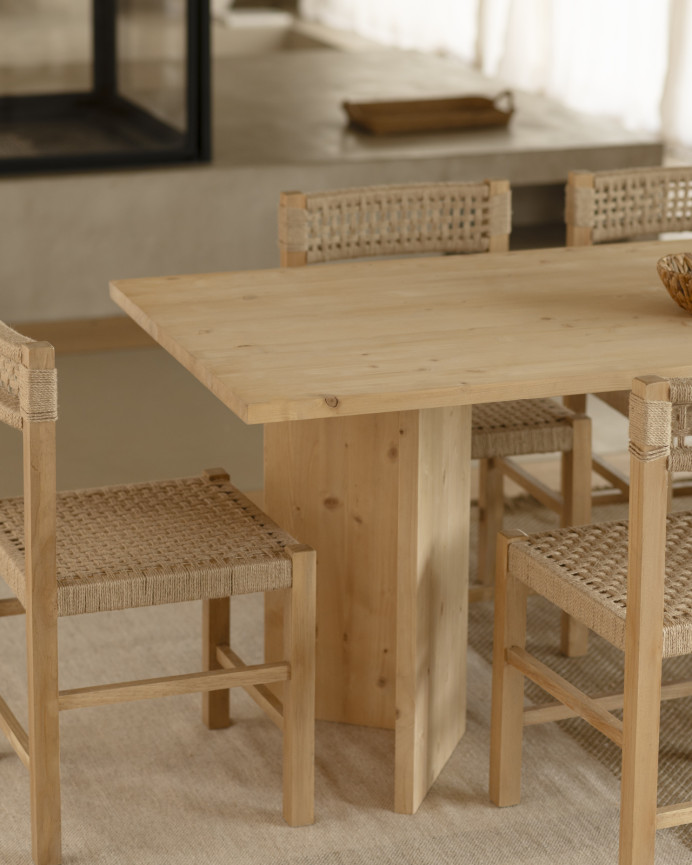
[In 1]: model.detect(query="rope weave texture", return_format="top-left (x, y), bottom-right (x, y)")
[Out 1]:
top-left (628, 393), bottom-right (672, 462)
top-left (281, 183), bottom-right (511, 263)
top-left (471, 398), bottom-right (574, 460)
top-left (626, 380), bottom-right (692, 470)
top-left (509, 512), bottom-right (692, 658)
top-left (510, 375), bottom-right (692, 656)
top-left (0, 476), bottom-right (297, 616)
top-left (567, 166), bottom-right (692, 242)
top-left (18, 367), bottom-right (58, 424)
top-left (0, 321), bottom-right (33, 362)
top-left (669, 377), bottom-right (692, 471)
top-left (0, 323), bottom-right (57, 427)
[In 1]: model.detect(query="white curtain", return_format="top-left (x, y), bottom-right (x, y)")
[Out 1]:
top-left (299, 0), bottom-right (692, 148)
top-left (299, 0), bottom-right (480, 61)
top-left (662, 0), bottom-right (692, 146)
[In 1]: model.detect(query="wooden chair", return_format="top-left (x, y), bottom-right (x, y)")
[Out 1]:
top-left (279, 181), bottom-right (592, 656)
top-left (565, 165), bottom-right (692, 504)
top-left (0, 323), bottom-right (315, 865)
top-left (490, 374), bottom-right (692, 864)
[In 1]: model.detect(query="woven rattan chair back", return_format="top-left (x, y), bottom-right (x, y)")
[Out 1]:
top-left (0, 322), bottom-right (57, 431)
top-left (278, 180), bottom-right (511, 266)
top-left (565, 166), bottom-right (692, 247)
top-left (0, 324), bottom-right (315, 865)
top-left (626, 375), bottom-right (683, 604)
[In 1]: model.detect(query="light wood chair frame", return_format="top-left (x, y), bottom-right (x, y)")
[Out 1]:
top-left (1, 340), bottom-right (315, 865)
top-left (490, 374), bottom-right (692, 865)
top-left (279, 181), bottom-right (592, 657)
top-left (565, 165), bottom-right (692, 506)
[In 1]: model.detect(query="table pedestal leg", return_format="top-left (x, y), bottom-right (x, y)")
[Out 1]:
top-left (395, 406), bottom-right (470, 813)
top-left (264, 405), bottom-right (470, 814)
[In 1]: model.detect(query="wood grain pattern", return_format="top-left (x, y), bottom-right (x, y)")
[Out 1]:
top-left (476, 458), bottom-right (504, 586)
top-left (489, 531), bottom-right (529, 808)
top-left (618, 376), bottom-right (670, 865)
top-left (0, 694), bottom-right (30, 769)
top-left (565, 170), bottom-right (594, 247)
top-left (202, 597), bottom-right (231, 729)
top-left (22, 342), bottom-right (61, 865)
top-left (488, 178), bottom-right (511, 253)
top-left (508, 647), bottom-right (623, 746)
top-left (0, 598), bottom-right (24, 617)
top-left (559, 413), bottom-right (592, 658)
top-left (266, 406), bottom-right (470, 815)
top-left (395, 405), bottom-right (469, 814)
top-left (58, 663), bottom-right (290, 711)
top-left (282, 545), bottom-right (316, 826)
top-left (524, 676), bottom-right (692, 726)
top-left (264, 413), bottom-right (399, 729)
top-left (497, 457), bottom-right (561, 511)
top-left (656, 801), bottom-right (692, 830)
top-left (216, 645), bottom-right (284, 730)
top-left (278, 191), bottom-right (308, 268)
top-left (110, 240), bottom-right (692, 425)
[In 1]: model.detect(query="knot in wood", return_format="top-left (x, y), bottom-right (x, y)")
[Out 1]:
top-left (324, 395), bottom-right (339, 408)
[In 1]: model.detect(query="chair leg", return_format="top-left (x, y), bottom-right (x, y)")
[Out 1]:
top-left (27, 608), bottom-right (61, 865)
top-left (559, 612), bottom-right (589, 658)
top-left (477, 457), bottom-right (504, 587)
top-left (202, 597), bottom-right (231, 729)
top-left (618, 635), bottom-right (663, 864)
top-left (282, 545), bottom-right (316, 827)
top-left (489, 531), bottom-right (529, 807)
top-left (559, 414), bottom-right (592, 657)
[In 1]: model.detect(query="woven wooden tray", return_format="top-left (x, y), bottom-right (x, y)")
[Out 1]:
top-left (343, 90), bottom-right (514, 135)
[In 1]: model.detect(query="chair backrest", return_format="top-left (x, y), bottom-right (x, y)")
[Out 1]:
top-left (0, 322), bottom-right (57, 617)
top-left (627, 375), bottom-right (692, 658)
top-left (0, 321), bottom-right (57, 431)
top-left (278, 180), bottom-right (511, 266)
top-left (565, 166), bottom-right (692, 247)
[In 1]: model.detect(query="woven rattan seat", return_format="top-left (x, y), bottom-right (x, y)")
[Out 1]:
top-left (279, 183), bottom-right (592, 648)
top-left (0, 325), bottom-right (316, 864)
top-left (471, 398), bottom-right (574, 460)
top-left (490, 376), bottom-right (692, 864)
top-left (508, 511), bottom-right (692, 657)
top-left (0, 477), bottom-right (295, 617)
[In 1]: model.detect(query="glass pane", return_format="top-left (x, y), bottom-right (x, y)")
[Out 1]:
top-left (0, 0), bottom-right (92, 97)
top-left (117, 0), bottom-right (187, 133)
top-left (0, 0), bottom-right (204, 170)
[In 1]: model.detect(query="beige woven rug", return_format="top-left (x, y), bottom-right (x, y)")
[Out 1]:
top-left (0, 500), bottom-right (690, 863)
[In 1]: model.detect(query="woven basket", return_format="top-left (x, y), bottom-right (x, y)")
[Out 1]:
top-left (657, 253), bottom-right (692, 313)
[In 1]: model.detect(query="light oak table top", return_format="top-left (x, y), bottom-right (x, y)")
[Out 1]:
top-left (110, 240), bottom-right (692, 424)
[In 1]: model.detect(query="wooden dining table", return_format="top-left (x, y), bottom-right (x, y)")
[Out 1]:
top-left (110, 238), bottom-right (692, 816)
